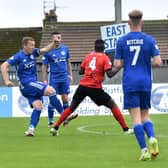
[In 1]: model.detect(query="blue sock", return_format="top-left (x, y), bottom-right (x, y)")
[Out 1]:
top-left (134, 124), bottom-right (147, 149)
top-left (49, 92), bottom-right (63, 114)
top-left (63, 102), bottom-right (69, 110)
top-left (143, 120), bottom-right (155, 138)
top-left (48, 104), bottom-right (54, 123)
top-left (30, 109), bottom-right (41, 128)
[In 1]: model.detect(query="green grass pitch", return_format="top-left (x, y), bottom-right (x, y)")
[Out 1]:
top-left (0, 114), bottom-right (167, 168)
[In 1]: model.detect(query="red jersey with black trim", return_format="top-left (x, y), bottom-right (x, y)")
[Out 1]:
top-left (80, 52), bottom-right (112, 88)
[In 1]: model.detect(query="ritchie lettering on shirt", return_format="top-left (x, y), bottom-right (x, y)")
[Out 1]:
top-left (127, 39), bottom-right (144, 45)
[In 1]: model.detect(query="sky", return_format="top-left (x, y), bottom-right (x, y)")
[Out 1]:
top-left (0, 0), bottom-right (167, 28)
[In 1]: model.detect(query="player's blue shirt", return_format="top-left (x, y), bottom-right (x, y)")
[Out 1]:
top-left (7, 48), bottom-right (40, 85)
top-left (115, 32), bottom-right (160, 92)
top-left (42, 44), bottom-right (70, 82)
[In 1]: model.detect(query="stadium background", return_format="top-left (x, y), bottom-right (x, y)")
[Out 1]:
top-left (0, 2), bottom-right (167, 168)
top-left (0, 0), bottom-right (168, 116)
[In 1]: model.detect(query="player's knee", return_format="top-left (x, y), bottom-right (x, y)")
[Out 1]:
top-left (62, 95), bottom-right (68, 103)
top-left (44, 86), bottom-right (56, 96)
top-left (32, 100), bottom-right (43, 110)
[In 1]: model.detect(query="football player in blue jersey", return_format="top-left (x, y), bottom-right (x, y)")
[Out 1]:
top-left (1, 36), bottom-right (64, 136)
top-left (114, 10), bottom-right (162, 161)
top-left (42, 32), bottom-right (78, 127)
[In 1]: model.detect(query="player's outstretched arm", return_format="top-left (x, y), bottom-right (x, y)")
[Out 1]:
top-left (39, 35), bottom-right (59, 54)
top-left (106, 67), bottom-right (121, 78)
top-left (39, 41), bottom-right (55, 54)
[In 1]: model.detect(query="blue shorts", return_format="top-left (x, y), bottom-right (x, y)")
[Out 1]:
top-left (123, 91), bottom-right (151, 109)
top-left (20, 81), bottom-right (48, 107)
top-left (49, 80), bottom-right (70, 95)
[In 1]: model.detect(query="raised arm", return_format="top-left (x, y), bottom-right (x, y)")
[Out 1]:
top-left (40, 35), bottom-right (63, 54)
top-left (39, 41), bottom-right (55, 54)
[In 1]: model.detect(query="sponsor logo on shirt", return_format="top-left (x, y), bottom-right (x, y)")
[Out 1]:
top-left (24, 61), bottom-right (35, 69)
top-left (53, 57), bottom-right (66, 63)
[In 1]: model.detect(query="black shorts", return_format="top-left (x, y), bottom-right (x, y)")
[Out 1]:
top-left (72, 85), bottom-right (111, 106)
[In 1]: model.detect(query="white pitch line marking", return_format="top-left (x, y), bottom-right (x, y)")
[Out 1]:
top-left (77, 124), bottom-right (123, 136)
top-left (77, 124), bottom-right (168, 138)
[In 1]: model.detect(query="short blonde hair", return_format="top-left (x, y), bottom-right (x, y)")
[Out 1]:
top-left (22, 36), bottom-right (35, 46)
top-left (128, 10), bottom-right (143, 25)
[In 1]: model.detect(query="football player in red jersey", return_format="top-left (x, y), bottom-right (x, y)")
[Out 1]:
top-left (50, 39), bottom-right (133, 136)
